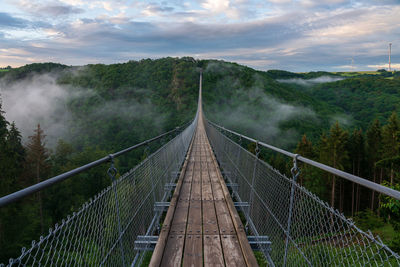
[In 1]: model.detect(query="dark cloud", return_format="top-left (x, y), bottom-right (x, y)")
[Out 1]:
top-left (37, 5), bottom-right (85, 16)
top-left (0, 12), bottom-right (29, 28)
top-left (147, 3), bottom-right (174, 13)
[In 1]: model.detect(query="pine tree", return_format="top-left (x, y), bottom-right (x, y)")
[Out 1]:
top-left (348, 128), bottom-right (365, 215)
top-left (0, 102), bottom-right (10, 262)
top-left (295, 134), bottom-right (315, 186)
top-left (0, 106), bottom-right (30, 263)
top-left (366, 119), bottom-right (382, 211)
top-left (0, 102), bottom-right (10, 196)
top-left (6, 123), bottom-right (25, 186)
top-left (25, 124), bottom-right (50, 233)
top-left (319, 122), bottom-right (349, 213)
top-left (381, 112), bottom-right (400, 185)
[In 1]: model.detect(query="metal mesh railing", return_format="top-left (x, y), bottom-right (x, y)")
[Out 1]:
top-left (205, 120), bottom-right (400, 267)
top-left (2, 119), bottom-right (197, 267)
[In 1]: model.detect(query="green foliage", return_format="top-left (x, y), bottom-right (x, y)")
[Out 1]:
top-left (309, 77), bottom-right (400, 129)
top-left (140, 251), bottom-right (153, 267)
top-left (0, 63), bottom-right (67, 82)
top-left (353, 209), bottom-right (385, 231)
top-left (254, 251), bottom-right (268, 266)
top-left (380, 181), bottom-right (400, 230)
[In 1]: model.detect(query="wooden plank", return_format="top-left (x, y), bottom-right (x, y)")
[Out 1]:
top-left (211, 181), bottom-right (225, 200)
top-left (201, 174), bottom-right (213, 200)
top-left (190, 176), bottom-right (201, 200)
top-left (214, 200), bottom-right (236, 235)
top-left (183, 235), bottom-right (203, 267)
top-left (187, 200), bottom-right (202, 235)
top-left (220, 235), bottom-right (247, 267)
top-left (160, 235), bottom-right (185, 267)
top-left (170, 203), bottom-right (189, 235)
top-left (179, 181), bottom-right (192, 200)
top-left (204, 235), bottom-right (224, 266)
top-left (202, 200), bottom-right (219, 235)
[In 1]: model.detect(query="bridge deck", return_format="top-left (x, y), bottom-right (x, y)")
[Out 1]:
top-left (150, 113), bottom-right (258, 267)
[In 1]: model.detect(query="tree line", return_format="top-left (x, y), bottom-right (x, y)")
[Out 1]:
top-left (292, 112), bottom-right (400, 252)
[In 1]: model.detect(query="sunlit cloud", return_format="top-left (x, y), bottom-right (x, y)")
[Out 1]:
top-left (368, 63), bottom-right (400, 70)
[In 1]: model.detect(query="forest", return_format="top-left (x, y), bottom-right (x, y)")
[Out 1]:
top-left (0, 58), bottom-right (400, 262)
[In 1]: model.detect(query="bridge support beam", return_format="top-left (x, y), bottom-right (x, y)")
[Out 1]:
top-left (155, 201), bottom-right (249, 212)
top-left (164, 183), bottom-right (176, 191)
top-left (134, 236), bottom-right (158, 251)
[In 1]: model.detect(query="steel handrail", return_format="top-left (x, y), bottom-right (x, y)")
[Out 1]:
top-left (208, 120), bottom-right (400, 201)
top-left (0, 120), bottom-right (192, 207)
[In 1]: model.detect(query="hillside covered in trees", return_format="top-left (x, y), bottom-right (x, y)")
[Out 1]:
top-left (1, 58), bottom-right (400, 262)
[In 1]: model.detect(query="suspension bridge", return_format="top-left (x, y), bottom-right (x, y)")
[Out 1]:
top-left (1, 73), bottom-right (400, 266)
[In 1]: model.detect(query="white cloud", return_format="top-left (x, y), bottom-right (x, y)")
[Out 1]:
top-left (368, 63), bottom-right (400, 70)
top-left (200, 0), bottom-right (241, 19)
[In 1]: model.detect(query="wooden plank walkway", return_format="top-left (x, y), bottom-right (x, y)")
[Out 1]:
top-left (149, 111), bottom-right (258, 266)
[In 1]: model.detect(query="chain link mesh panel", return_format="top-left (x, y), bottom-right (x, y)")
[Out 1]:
top-left (2, 120), bottom-right (196, 267)
top-left (205, 121), bottom-right (400, 267)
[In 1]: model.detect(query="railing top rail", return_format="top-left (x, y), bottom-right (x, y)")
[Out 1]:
top-left (0, 120), bottom-right (192, 208)
top-left (208, 120), bottom-right (400, 201)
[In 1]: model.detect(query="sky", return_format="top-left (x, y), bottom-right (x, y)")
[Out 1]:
top-left (0, 0), bottom-right (399, 72)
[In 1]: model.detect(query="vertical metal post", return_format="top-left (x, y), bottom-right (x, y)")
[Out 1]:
top-left (234, 135), bottom-right (242, 184)
top-left (246, 141), bottom-right (260, 233)
top-left (107, 155), bottom-right (126, 267)
top-left (283, 154), bottom-right (300, 267)
top-left (146, 144), bottom-right (157, 205)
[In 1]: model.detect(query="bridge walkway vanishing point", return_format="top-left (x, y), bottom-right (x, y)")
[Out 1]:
top-left (150, 100), bottom-right (258, 266)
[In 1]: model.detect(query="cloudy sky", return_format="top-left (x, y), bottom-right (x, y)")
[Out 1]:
top-left (0, 0), bottom-right (399, 71)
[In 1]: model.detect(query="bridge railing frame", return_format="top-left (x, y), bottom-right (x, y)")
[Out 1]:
top-left (205, 119), bottom-right (400, 267)
top-left (0, 117), bottom-right (198, 267)
top-left (0, 120), bottom-right (192, 208)
top-left (207, 120), bottom-right (400, 201)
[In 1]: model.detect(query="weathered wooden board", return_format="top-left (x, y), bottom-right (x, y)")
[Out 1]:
top-left (183, 235), bottom-right (203, 267)
top-left (220, 235), bottom-right (247, 267)
top-left (203, 235), bottom-right (224, 266)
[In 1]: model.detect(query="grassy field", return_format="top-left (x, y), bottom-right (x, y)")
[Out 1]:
top-left (0, 69), bottom-right (10, 72)
top-left (334, 71), bottom-right (396, 77)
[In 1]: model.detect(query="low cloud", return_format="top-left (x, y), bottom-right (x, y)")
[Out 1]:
top-left (277, 76), bottom-right (345, 86)
top-left (204, 63), bottom-right (317, 147)
top-left (207, 87), bottom-right (316, 147)
top-left (0, 73), bottom-right (76, 147)
top-left (0, 68), bottom-right (168, 148)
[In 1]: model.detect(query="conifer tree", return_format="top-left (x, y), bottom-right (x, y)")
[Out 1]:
top-left (366, 119), bottom-right (382, 210)
top-left (295, 134), bottom-right (315, 186)
top-left (348, 128), bottom-right (365, 215)
top-left (319, 122), bottom-right (349, 212)
top-left (380, 112), bottom-right (400, 185)
top-left (0, 102), bottom-right (10, 196)
top-left (6, 123), bottom-right (25, 186)
top-left (0, 105), bottom-right (29, 263)
top-left (25, 124), bottom-right (50, 233)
